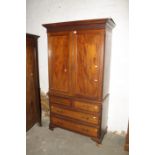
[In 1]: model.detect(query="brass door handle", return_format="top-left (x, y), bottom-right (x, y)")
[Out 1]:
top-left (94, 79), bottom-right (98, 82)
top-left (64, 68), bottom-right (67, 72)
top-left (73, 30), bottom-right (77, 34)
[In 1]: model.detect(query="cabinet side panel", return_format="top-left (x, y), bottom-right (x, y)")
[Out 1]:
top-left (101, 29), bottom-right (112, 131)
top-left (101, 95), bottom-right (109, 130)
top-left (103, 29), bottom-right (112, 99)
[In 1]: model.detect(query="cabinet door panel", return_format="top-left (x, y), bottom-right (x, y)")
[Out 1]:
top-left (26, 45), bottom-right (37, 130)
top-left (74, 30), bottom-right (104, 99)
top-left (48, 32), bottom-right (70, 94)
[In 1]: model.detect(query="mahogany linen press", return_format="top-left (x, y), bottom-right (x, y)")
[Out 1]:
top-left (43, 18), bottom-right (115, 143)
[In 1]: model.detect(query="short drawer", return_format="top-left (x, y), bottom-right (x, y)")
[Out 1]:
top-left (52, 117), bottom-right (98, 137)
top-left (51, 96), bottom-right (71, 106)
top-left (73, 101), bottom-right (100, 113)
top-left (51, 106), bottom-right (99, 125)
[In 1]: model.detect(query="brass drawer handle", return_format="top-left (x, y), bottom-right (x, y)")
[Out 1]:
top-left (94, 106), bottom-right (98, 109)
top-left (94, 65), bottom-right (98, 68)
top-left (93, 116), bottom-right (97, 119)
top-left (81, 115), bottom-right (97, 120)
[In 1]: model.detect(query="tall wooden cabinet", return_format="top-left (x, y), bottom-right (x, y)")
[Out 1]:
top-left (26, 34), bottom-right (42, 131)
top-left (43, 18), bottom-right (115, 143)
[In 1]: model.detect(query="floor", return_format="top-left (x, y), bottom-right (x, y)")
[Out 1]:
top-left (26, 114), bottom-right (129, 155)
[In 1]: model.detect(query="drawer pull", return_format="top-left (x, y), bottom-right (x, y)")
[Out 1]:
top-left (94, 106), bottom-right (98, 109)
top-left (81, 116), bottom-right (96, 121)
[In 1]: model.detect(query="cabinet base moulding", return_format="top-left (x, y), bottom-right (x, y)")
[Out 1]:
top-left (49, 122), bottom-right (107, 144)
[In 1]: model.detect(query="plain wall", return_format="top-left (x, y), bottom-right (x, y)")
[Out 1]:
top-left (26, 0), bottom-right (129, 132)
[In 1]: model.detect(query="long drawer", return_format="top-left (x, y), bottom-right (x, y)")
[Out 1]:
top-left (51, 105), bottom-right (99, 125)
top-left (52, 117), bottom-right (98, 137)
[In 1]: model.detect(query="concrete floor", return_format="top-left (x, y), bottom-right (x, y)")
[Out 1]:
top-left (27, 115), bottom-right (129, 155)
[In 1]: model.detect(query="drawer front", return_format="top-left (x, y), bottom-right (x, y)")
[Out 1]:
top-left (51, 106), bottom-right (99, 125)
top-left (73, 101), bottom-right (100, 113)
top-left (52, 117), bottom-right (98, 137)
top-left (51, 96), bottom-right (71, 106)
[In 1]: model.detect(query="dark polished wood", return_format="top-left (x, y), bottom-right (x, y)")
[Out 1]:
top-left (43, 18), bottom-right (115, 143)
top-left (26, 33), bottom-right (42, 131)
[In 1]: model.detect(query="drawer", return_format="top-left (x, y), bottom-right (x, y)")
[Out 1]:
top-left (52, 117), bottom-right (98, 137)
top-left (73, 101), bottom-right (100, 113)
top-left (51, 96), bottom-right (71, 106)
top-left (51, 106), bottom-right (99, 125)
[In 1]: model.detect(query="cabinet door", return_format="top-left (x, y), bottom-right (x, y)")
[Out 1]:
top-left (73, 30), bottom-right (104, 99)
top-left (26, 43), bottom-right (37, 130)
top-left (48, 32), bottom-right (71, 95)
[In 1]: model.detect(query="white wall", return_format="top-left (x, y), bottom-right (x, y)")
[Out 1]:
top-left (26, 0), bottom-right (129, 132)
